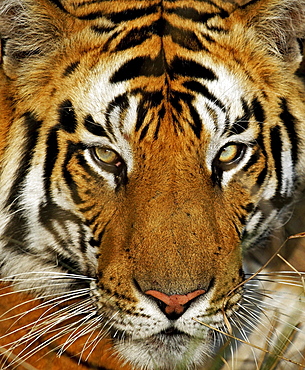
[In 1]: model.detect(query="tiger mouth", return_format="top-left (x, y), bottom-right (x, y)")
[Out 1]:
top-left (161, 327), bottom-right (184, 336)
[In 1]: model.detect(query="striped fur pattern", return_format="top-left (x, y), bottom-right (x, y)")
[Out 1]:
top-left (0, 0), bottom-right (305, 369)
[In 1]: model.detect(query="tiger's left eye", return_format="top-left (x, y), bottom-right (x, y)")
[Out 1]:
top-left (91, 147), bottom-right (124, 174)
top-left (94, 148), bottom-right (120, 165)
top-left (214, 143), bottom-right (246, 171)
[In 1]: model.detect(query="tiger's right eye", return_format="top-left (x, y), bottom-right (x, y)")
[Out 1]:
top-left (91, 147), bottom-right (124, 174)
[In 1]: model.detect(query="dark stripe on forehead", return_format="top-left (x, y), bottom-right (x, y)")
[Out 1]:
top-left (169, 90), bottom-right (202, 138)
top-left (135, 91), bottom-right (164, 132)
top-left (108, 4), bottom-right (159, 23)
top-left (169, 57), bottom-right (216, 80)
top-left (111, 53), bottom-right (164, 83)
top-left (78, 4), bottom-right (158, 21)
top-left (111, 55), bottom-right (216, 83)
top-left (183, 80), bottom-right (225, 111)
top-left (114, 18), bottom-right (206, 52)
top-left (166, 6), bottom-right (229, 22)
top-left (103, 94), bottom-right (131, 138)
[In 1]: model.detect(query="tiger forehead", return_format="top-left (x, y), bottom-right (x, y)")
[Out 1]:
top-left (63, 0), bottom-right (234, 78)
top-left (53, 0), bottom-right (257, 142)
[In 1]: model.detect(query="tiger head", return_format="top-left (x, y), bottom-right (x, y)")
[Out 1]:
top-left (0, 0), bottom-right (305, 369)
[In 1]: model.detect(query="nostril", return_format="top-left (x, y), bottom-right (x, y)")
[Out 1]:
top-left (145, 289), bottom-right (206, 320)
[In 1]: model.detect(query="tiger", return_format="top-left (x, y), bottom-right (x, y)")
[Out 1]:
top-left (1, 0), bottom-right (305, 369)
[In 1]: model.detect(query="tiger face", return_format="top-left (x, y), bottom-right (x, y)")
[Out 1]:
top-left (0, 0), bottom-right (305, 369)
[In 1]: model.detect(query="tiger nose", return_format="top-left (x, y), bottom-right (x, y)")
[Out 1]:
top-left (145, 289), bottom-right (206, 320)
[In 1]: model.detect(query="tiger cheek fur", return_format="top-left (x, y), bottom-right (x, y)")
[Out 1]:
top-left (1, 0), bottom-right (305, 370)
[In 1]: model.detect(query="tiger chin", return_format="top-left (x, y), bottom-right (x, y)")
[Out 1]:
top-left (1, 0), bottom-right (305, 369)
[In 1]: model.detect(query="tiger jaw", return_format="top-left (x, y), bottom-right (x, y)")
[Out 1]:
top-left (110, 296), bottom-right (241, 370)
top-left (115, 333), bottom-right (212, 370)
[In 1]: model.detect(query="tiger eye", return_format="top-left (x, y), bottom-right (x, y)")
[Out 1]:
top-left (94, 148), bottom-right (120, 165)
top-left (218, 144), bottom-right (240, 163)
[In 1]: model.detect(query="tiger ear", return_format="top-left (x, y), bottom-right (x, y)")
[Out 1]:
top-left (0, 0), bottom-right (65, 78)
top-left (243, 0), bottom-right (305, 71)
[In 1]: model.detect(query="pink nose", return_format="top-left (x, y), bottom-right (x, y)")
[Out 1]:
top-left (145, 289), bottom-right (206, 318)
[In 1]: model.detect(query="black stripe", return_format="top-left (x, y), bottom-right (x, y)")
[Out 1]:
top-left (254, 135), bottom-right (268, 187)
top-left (242, 150), bottom-right (260, 172)
top-left (240, 0), bottom-right (261, 9)
top-left (110, 17), bottom-right (206, 53)
top-left (63, 142), bottom-right (84, 205)
top-left (76, 152), bottom-right (105, 180)
top-left (205, 25), bottom-right (228, 33)
top-left (44, 128), bottom-right (59, 199)
top-left (50, 249), bottom-right (84, 274)
top-left (241, 203), bottom-right (255, 213)
top-left (154, 105), bottom-right (165, 140)
top-left (166, 6), bottom-right (229, 21)
top-left (84, 115), bottom-right (110, 138)
top-left (109, 5), bottom-right (159, 23)
top-left (169, 90), bottom-right (183, 114)
top-left (252, 97), bottom-right (265, 124)
top-left (170, 27), bottom-right (206, 51)
top-left (104, 94), bottom-right (130, 138)
top-left (279, 98), bottom-right (298, 164)
top-left (256, 166), bottom-right (268, 186)
top-left (169, 57), bottom-right (216, 80)
top-left (48, 0), bottom-right (68, 12)
top-left (113, 17), bottom-right (205, 52)
top-left (39, 203), bottom-right (87, 273)
top-left (233, 222), bottom-right (241, 239)
top-left (102, 31), bottom-right (121, 52)
top-left (91, 25), bottom-right (116, 34)
top-left (158, 18), bottom-right (206, 51)
top-left (114, 26), bottom-right (154, 51)
top-left (78, 4), bottom-right (158, 21)
top-left (139, 124), bottom-right (149, 141)
top-left (114, 19), bottom-right (164, 51)
top-left (63, 61), bottom-right (80, 77)
top-left (2, 112), bottom-right (42, 255)
top-left (170, 91), bottom-right (202, 138)
top-left (5, 112), bottom-right (42, 209)
top-left (58, 100), bottom-right (78, 133)
top-left (183, 80), bottom-right (224, 110)
top-left (110, 53), bottom-right (164, 83)
top-left (229, 99), bottom-right (251, 135)
top-left (270, 125), bottom-right (282, 194)
top-left (187, 100), bottom-right (203, 139)
top-left (135, 91), bottom-right (164, 132)
top-left (84, 211), bottom-right (100, 227)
